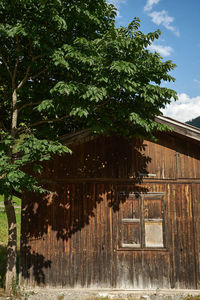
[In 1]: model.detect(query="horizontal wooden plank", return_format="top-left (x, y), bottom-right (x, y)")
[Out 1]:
top-left (122, 218), bottom-right (140, 223)
top-left (121, 243), bottom-right (141, 248)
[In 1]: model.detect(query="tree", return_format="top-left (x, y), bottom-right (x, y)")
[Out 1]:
top-left (0, 0), bottom-right (177, 291)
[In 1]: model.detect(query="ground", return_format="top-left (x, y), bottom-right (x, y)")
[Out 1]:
top-left (1, 288), bottom-right (200, 300)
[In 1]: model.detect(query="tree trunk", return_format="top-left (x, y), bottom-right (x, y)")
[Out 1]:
top-left (4, 196), bottom-right (17, 292)
top-left (11, 88), bottom-right (18, 137)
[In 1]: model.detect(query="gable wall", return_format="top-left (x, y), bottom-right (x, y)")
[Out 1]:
top-left (39, 133), bottom-right (200, 181)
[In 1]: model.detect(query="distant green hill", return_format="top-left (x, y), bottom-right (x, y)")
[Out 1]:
top-left (186, 116), bottom-right (200, 128)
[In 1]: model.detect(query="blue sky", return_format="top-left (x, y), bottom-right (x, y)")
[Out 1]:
top-left (108, 0), bottom-right (200, 122)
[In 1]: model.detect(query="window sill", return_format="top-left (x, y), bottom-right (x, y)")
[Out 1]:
top-left (117, 247), bottom-right (168, 252)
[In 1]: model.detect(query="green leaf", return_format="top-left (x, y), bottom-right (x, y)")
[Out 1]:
top-left (0, 1), bottom-right (177, 197)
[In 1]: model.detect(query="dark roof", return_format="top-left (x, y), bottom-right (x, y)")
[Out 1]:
top-left (60, 116), bottom-right (200, 145)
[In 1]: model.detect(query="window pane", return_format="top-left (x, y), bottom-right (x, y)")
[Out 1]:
top-left (122, 197), bottom-right (140, 219)
top-left (145, 221), bottom-right (163, 247)
top-left (121, 223), bottom-right (140, 247)
top-left (133, 198), bottom-right (140, 219)
top-left (144, 199), bottom-right (162, 219)
top-left (122, 199), bottom-right (132, 219)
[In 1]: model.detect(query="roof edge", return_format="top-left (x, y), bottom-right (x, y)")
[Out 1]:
top-left (60, 116), bottom-right (200, 145)
top-left (155, 116), bottom-right (200, 142)
top-left (59, 128), bottom-right (92, 145)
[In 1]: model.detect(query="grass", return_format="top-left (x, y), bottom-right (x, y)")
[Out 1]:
top-left (0, 195), bottom-right (21, 288)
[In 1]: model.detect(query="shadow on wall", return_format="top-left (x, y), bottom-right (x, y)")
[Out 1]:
top-left (20, 137), bottom-right (151, 285)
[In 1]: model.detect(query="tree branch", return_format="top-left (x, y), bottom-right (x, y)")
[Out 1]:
top-left (18, 101), bottom-right (42, 113)
top-left (16, 65), bottom-right (31, 90)
top-left (16, 59), bottom-right (44, 90)
top-left (0, 54), bottom-right (12, 79)
top-left (31, 68), bottom-right (47, 80)
top-left (11, 189), bottom-right (22, 199)
top-left (0, 174), bottom-right (6, 180)
top-left (29, 116), bottom-right (68, 128)
top-left (32, 55), bottom-right (42, 61)
top-left (12, 58), bottom-right (19, 87)
top-left (12, 36), bottom-right (21, 86)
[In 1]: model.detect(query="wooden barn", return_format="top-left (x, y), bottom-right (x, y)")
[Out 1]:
top-left (20, 116), bottom-right (200, 290)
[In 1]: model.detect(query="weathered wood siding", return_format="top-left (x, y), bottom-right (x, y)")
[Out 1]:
top-left (20, 133), bottom-right (200, 289)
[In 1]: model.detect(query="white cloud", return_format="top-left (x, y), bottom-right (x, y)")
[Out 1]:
top-left (144, 0), bottom-right (160, 12)
top-left (107, 0), bottom-right (127, 18)
top-left (107, 0), bottom-right (127, 9)
top-left (148, 44), bottom-right (173, 57)
top-left (149, 10), bottom-right (180, 36)
top-left (161, 93), bottom-right (200, 122)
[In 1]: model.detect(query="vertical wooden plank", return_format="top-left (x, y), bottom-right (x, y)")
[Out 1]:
top-left (86, 183), bottom-right (92, 287)
top-left (75, 183), bottom-right (81, 287)
top-left (80, 183), bottom-right (87, 287)
top-left (173, 184), bottom-right (196, 288)
top-left (63, 184), bottom-right (71, 287)
top-left (111, 184), bottom-right (117, 287)
top-left (69, 183), bottom-right (75, 287)
top-left (191, 183), bottom-right (199, 288)
top-left (108, 186), bottom-right (113, 287)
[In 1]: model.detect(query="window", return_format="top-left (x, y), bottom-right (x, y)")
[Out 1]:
top-left (118, 192), bottom-right (165, 250)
